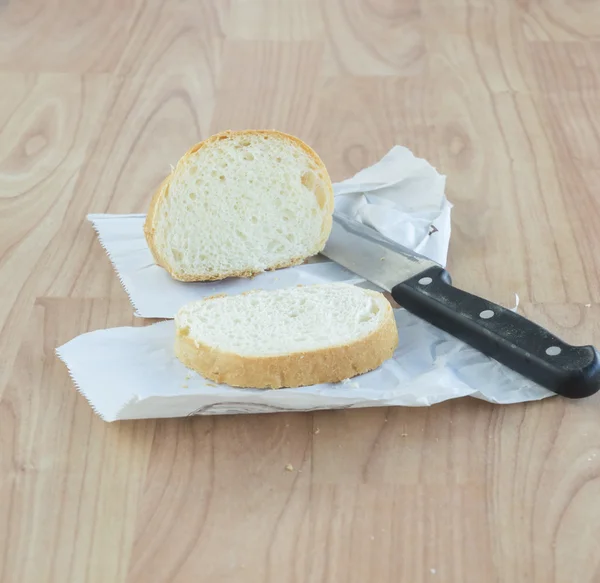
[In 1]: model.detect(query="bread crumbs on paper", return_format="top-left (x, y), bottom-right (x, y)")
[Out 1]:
top-left (285, 464), bottom-right (294, 472)
top-left (314, 427), bottom-right (320, 435)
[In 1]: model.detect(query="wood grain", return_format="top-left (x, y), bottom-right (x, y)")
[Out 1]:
top-left (1, 1), bottom-right (600, 582)
top-left (0, 299), bottom-right (155, 583)
top-left (211, 40), bottom-right (322, 139)
top-left (322, 0), bottom-right (425, 76)
top-left (0, 0), bottom-right (142, 73)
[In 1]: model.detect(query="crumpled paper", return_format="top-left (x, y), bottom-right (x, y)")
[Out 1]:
top-left (88, 146), bottom-right (452, 319)
top-left (56, 310), bottom-right (550, 422)
top-left (58, 145), bottom-right (553, 421)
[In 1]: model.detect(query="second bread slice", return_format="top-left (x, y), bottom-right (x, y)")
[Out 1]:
top-left (175, 283), bottom-right (399, 389)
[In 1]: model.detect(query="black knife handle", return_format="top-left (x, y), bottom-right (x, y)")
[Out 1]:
top-left (391, 266), bottom-right (600, 399)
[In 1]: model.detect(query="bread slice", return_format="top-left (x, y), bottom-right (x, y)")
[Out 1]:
top-left (174, 283), bottom-right (399, 389)
top-left (144, 130), bottom-right (334, 282)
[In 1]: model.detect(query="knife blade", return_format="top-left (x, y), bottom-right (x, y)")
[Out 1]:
top-left (322, 213), bottom-right (600, 399)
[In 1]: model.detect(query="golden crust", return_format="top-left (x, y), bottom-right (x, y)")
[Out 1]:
top-left (144, 175), bottom-right (171, 271)
top-left (174, 294), bottom-right (399, 389)
top-left (144, 129), bottom-right (334, 283)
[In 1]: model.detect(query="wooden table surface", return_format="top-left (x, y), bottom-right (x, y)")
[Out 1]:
top-left (2, 0), bottom-right (600, 581)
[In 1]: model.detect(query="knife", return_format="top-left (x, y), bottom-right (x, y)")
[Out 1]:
top-left (322, 212), bottom-right (600, 399)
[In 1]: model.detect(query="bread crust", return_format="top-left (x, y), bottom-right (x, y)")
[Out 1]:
top-left (144, 129), bottom-right (334, 282)
top-left (174, 293), bottom-right (399, 389)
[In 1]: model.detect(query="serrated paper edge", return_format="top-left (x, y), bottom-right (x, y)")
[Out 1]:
top-left (56, 346), bottom-right (141, 422)
top-left (87, 215), bottom-right (143, 317)
top-left (56, 346), bottom-right (110, 421)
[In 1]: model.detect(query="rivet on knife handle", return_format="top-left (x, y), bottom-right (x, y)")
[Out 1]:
top-left (391, 266), bottom-right (600, 399)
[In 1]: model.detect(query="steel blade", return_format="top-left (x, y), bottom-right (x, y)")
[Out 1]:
top-left (322, 213), bottom-right (439, 292)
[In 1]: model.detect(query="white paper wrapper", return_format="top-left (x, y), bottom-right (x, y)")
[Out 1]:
top-left (56, 310), bottom-right (552, 422)
top-left (88, 146), bottom-right (452, 319)
top-left (64, 145), bottom-right (552, 421)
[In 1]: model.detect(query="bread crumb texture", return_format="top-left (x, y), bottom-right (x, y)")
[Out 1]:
top-left (174, 283), bottom-right (399, 389)
top-left (144, 130), bottom-right (334, 282)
